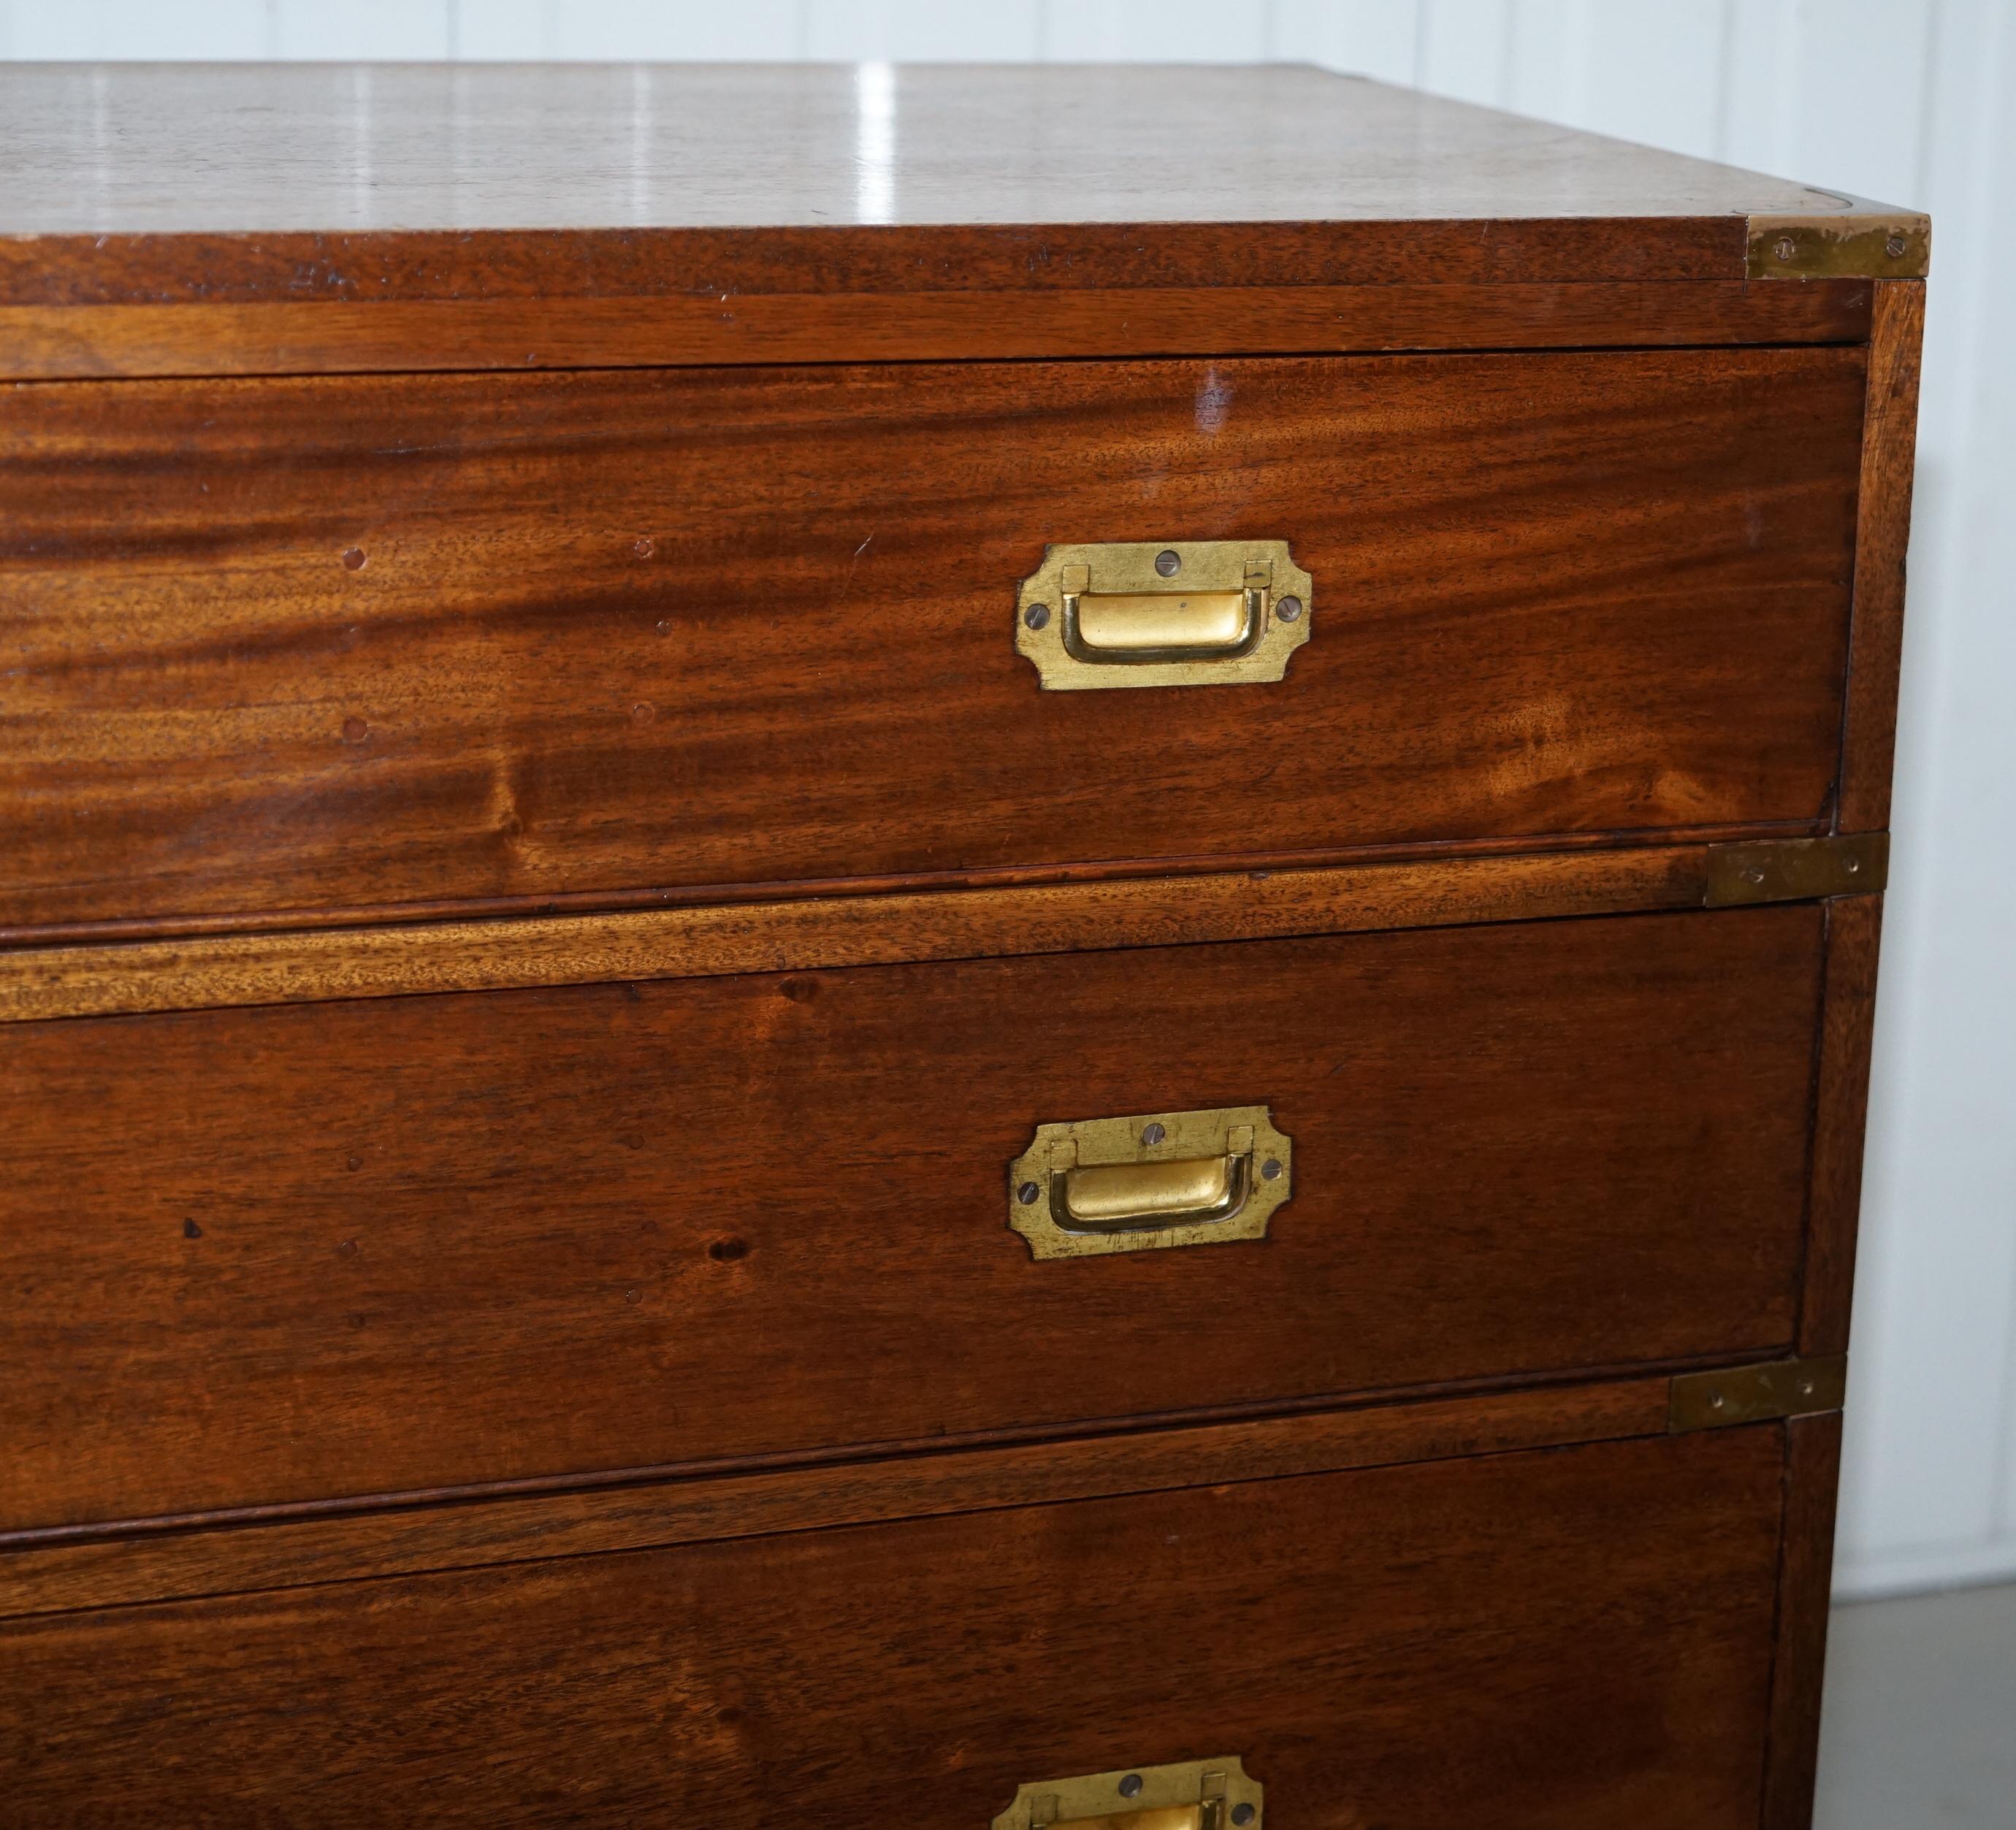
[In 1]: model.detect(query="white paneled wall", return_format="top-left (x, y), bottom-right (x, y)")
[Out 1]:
top-left (2, 0), bottom-right (2011, 1599)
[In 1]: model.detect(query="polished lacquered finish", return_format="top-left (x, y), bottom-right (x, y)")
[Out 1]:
top-left (0, 349), bottom-right (1862, 933)
top-left (0, 62), bottom-right (1920, 1830)
top-left (1, 909), bottom-right (1820, 1531)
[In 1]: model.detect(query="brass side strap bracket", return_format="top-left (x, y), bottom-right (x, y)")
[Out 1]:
top-left (1705, 833), bottom-right (1887, 906)
top-left (1668, 1355), bottom-right (1847, 1433)
top-left (1746, 210), bottom-right (1930, 279)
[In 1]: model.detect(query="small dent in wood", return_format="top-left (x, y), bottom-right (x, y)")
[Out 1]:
top-left (709, 1236), bottom-right (749, 1263)
top-left (341, 547), bottom-right (366, 571)
top-left (181, 1217), bottom-right (202, 1238)
top-left (340, 716), bottom-right (369, 745)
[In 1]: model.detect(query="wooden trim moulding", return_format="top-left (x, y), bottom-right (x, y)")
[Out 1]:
top-left (1801, 896), bottom-right (1884, 1357)
top-left (1760, 1412), bottom-right (1846, 1829)
top-left (0, 844), bottom-right (1726, 1026)
top-left (1836, 279), bottom-right (1925, 834)
top-left (0, 1375), bottom-right (1677, 1621)
top-left (0, 278), bottom-right (1873, 382)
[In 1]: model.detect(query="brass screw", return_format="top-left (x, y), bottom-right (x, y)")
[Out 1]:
top-left (1708, 1390), bottom-right (1727, 1409)
top-left (1798, 1379), bottom-right (1814, 1396)
top-left (1024, 603), bottom-right (1050, 630)
top-left (1277, 595), bottom-right (1304, 622)
top-left (1847, 858), bottom-right (1860, 873)
top-left (1774, 235), bottom-right (1798, 262)
top-left (1232, 1809), bottom-right (1257, 1828)
top-left (1017, 1182), bottom-right (1041, 1206)
top-left (1155, 550), bottom-right (1182, 578)
top-left (1119, 1776), bottom-right (1145, 1800)
top-left (1141, 1122), bottom-right (1167, 1146)
top-left (1886, 231), bottom-right (1907, 258)
top-left (1261, 1158), bottom-right (1283, 1181)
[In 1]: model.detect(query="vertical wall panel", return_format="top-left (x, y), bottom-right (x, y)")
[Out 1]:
top-left (1840, 0), bottom-right (2016, 1600)
top-left (1416, 0), bottom-right (1515, 104)
top-left (1269, 0), bottom-right (1421, 83)
top-left (550, 0), bottom-right (805, 59)
top-left (1045, 0), bottom-right (1267, 62)
top-left (273, 0), bottom-right (452, 60)
top-left (7, 0), bottom-right (269, 58)
top-left (803, 0), bottom-right (1039, 60)
top-left (1719, 0), bottom-right (1801, 172)
top-left (1782, 0), bottom-right (1937, 201)
top-left (1560, 0), bottom-right (1726, 155)
top-left (452, 0), bottom-right (551, 59)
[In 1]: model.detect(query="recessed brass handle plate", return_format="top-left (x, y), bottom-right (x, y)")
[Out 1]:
top-left (1016, 541), bottom-right (1312, 690)
top-left (1007, 1105), bottom-right (1292, 1261)
top-left (993, 1756), bottom-right (1263, 1830)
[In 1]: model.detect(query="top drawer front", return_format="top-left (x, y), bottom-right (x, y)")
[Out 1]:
top-left (0, 350), bottom-right (1863, 930)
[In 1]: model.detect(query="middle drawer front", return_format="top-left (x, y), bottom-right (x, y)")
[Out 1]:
top-left (3, 904), bottom-right (1822, 1531)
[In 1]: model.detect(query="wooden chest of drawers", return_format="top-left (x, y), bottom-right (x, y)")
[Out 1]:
top-left (0, 63), bottom-right (1924, 1829)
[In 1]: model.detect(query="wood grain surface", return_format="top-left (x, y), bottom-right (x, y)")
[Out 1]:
top-left (0, 348), bottom-right (1864, 933)
top-left (0, 843), bottom-right (1720, 1025)
top-left (1838, 280), bottom-right (1926, 834)
top-left (0, 1374), bottom-right (1676, 1612)
top-left (0, 906), bottom-right (1821, 1533)
top-left (0, 1427), bottom-right (1787, 1829)
top-left (0, 64), bottom-right (1876, 305)
top-left (0, 279), bottom-right (1873, 383)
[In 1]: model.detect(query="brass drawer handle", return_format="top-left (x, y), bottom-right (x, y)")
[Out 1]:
top-left (1016, 540), bottom-right (1312, 689)
top-left (1007, 1105), bottom-right (1292, 1261)
top-left (993, 1757), bottom-right (1264, 1829)
top-left (1058, 1152), bottom-right (1248, 1232)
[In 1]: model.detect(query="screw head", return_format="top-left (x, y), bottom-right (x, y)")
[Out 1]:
top-left (1846, 857), bottom-right (1860, 873)
top-left (1774, 235), bottom-right (1798, 262)
top-left (1708, 1390), bottom-right (1727, 1410)
top-left (1276, 594), bottom-right (1303, 622)
top-left (1141, 1122), bottom-right (1167, 1146)
top-left (1261, 1157), bottom-right (1283, 1181)
top-left (1886, 231), bottom-right (1907, 258)
top-left (1798, 1379), bottom-right (1814, 1396)
top-left (1024, 603), bottom-right (1050, 630)
top-left (1233, 1807), bottom-right (1257, 1828)
top-left (1154, 549), bottom-right (1182, 578)
top-left (1016, 1181), bottom-right (1041, 1206)
top-left (1119, 1775), bottom-right (1145, 1800)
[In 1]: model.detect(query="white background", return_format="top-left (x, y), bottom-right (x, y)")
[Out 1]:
top-left (4, 0), bottom-right (2010, 1600)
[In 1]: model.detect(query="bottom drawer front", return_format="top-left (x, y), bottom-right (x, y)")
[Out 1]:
top-left (4, 1427), bottom-right (1784, 1827)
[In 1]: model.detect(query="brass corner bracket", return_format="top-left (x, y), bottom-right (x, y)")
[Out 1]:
top-left (1746, 210), bottom-right (1930, 280)
top-left (1669, 1355), bottom-right (1847, 1433)
top-left (1705, 833), bottom-right (1888, 906)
